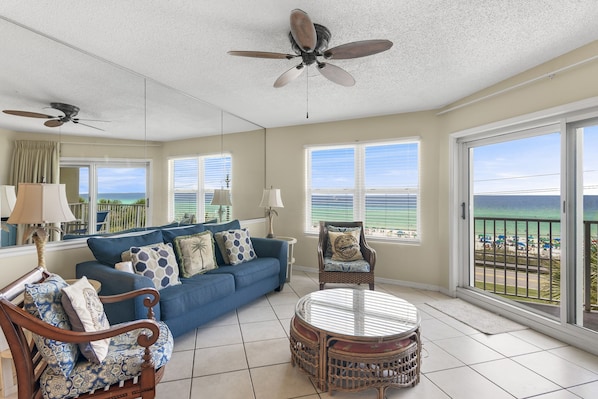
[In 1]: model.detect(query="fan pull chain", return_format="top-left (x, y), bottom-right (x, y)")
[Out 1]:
top-left (306, 67), bottom-right (309, 119)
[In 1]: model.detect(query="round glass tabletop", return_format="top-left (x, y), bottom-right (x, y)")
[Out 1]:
top-left (295, 288), bottom-right (420, 339)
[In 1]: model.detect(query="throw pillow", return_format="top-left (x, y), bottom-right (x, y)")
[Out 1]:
top-left (61, 277), bottom-right (111, 363)
top-left (130, 242), bottom-right (182, 290)
top-left (325, 225), bottom-right (362, 258)
top-left (23, 274), bottom-right (79, 377)
top-left (173, 231), bottom-right (218, 277)
top-left (329, 230), bottom-right (364, 262)
top-left (221, 228), bottom-right (257, 265)
top-left (213, 232), bottom-right (231, 265)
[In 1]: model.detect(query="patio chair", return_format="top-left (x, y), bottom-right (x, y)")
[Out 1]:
top-left (317, 221), bottom-right (376, 290)
top-left (68, 210), bottom-right (110, 235)
top-left (0, 267), bottom-right (172, 399)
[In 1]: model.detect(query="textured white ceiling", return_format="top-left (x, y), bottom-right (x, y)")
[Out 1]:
top-left (1, 1), bottom-right (598, 141)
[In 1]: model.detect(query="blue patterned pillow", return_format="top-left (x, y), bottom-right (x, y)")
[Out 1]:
top-left (130, 242), bottom-right (182, 290)
top-left (24, 274), bottom-right (79, 377)
top-left (221, 228), bottom-right (257, 265)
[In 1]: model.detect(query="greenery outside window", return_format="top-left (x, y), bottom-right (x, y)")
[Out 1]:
top-left (305, 140), bottom-right (420, 241)
top-left (169, 155), bottom-right (232, 223)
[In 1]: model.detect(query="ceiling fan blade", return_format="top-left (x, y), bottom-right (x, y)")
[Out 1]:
top-left (273, 64), bottom-right (305, 88)
top-left (324, 39), bottom-right (393, 60)
top-left (73, 120), bottom-right (105, 131)
top-left (317, 63), bottom-right (355, 87)
top-left (2, 110), bottom-right (55, 119)
top-left (290, 9), bottom-right (317, 52)
top-left (44, 119), bottom-right (63, 128)
top-left (227, 51), bottom-right (296, 60)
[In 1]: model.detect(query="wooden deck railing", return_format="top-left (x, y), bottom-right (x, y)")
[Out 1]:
top-left (68, 202), bottom-right (146, 234)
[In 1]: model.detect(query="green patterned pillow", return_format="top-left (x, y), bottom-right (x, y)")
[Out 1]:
top-left (173, 231), bottom-right (218, 277)
top-left (221, 228), bottom-right (257, 265)
top-left (24, 274), bottom-right (79, 377)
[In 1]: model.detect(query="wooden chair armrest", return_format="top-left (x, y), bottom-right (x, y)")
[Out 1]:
top-left (360, 244), bottom-right (377, 270)
top-left (99, 287), bottom-right (159, 319)
top-left (6, 305), bottom-right (160, 347)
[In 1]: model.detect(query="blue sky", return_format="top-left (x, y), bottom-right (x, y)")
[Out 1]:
top-left (79, 167), bottom-right (146, 194)
top-left (473, 125), bottom-right (598, 195)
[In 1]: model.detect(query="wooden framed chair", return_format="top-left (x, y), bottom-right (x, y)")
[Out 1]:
top-left (0, 267), bottom-right (172, 399)
top-left (317, 221), bottom-right (376, 290)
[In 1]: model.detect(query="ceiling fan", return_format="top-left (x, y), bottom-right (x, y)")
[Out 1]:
top-left (2, 102), bottom-right (106, 131)
top-left (228, 9), bottom-right (393, 88)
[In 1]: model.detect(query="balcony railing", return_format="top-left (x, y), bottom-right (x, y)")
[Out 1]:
top-left (68, 202), bottom-right (146, 234)
top-left (474, 217), bottom-right (598, 312)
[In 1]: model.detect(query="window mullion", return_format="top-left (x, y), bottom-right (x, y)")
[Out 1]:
top-left (355, 144), bottom-right (365, 221)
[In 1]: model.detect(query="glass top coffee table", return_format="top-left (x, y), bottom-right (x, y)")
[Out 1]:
top-left (290, 289), bottom-right (421, 398)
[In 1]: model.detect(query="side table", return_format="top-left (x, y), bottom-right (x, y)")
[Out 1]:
top-left (276, 236), bottom-right (297, 282)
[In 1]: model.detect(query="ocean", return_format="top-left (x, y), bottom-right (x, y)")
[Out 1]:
top-left (92, 192), bottom-right (146, 204)
top-left (474, 195), bottom-right (598, 220)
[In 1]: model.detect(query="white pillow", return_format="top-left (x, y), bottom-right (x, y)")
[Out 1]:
top-left (61, 277), bottom-right (111, 363)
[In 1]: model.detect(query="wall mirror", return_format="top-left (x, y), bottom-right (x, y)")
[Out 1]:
top-left (0, 16), bottom-right (265, 251)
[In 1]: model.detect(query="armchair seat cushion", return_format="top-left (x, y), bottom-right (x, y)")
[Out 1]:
top-left (323, 258), bottom-right (371, 273)
top-left (40, 321), bottom-right (173, 399)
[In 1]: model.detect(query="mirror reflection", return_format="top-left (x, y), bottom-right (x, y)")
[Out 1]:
top-left (0, 17), bottom-right (265, 250)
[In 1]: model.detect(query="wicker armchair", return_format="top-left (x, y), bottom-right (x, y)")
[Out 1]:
top-left (317, 221), bottom-right (376, 290)
top-left (0, 267), bottom-right (172, 399)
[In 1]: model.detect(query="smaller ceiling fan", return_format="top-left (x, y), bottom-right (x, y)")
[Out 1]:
top-left (2, 102), bottom-right (106, 130)
top-left (228, 9), bottom-right (393, 88)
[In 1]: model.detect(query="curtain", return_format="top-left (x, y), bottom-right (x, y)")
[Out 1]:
top-left (9, 140), bottom-right (60, 244)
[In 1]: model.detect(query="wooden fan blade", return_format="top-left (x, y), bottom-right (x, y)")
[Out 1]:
top-left (73, 121), bottom-right (105, 131)
top-left (2, 110), bottom-right (55, 119)
top-left (317, 63), bottom-right (355, 87)
top-left (44, 119), bottom-right (63, 128)
top-left (274, 64), bottom-right (305, 88)
top-left (290, 9), bottom-right (316, 52)
top-left (228, 51), bottom-right (296, 60)
top-left (324, 40), bottom-right (393, 60)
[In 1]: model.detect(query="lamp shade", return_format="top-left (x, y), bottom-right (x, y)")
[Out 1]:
top-left (7, 183), bottom-right (76, 225)
top-left (0, 185), bottom-right (17, 218)
top-left (211, 189), bottom-right (232, 206)
top-left (259, 188), bottom-right (284, 208)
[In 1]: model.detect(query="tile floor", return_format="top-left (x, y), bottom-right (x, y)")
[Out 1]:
top-left (156, 270), bottom-right (598, 399)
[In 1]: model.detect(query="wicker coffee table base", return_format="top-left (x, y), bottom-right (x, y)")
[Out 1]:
top-left (290, 317), bottom-right (421, 398)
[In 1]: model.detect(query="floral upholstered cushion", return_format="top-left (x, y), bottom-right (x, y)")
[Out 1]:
top-left (173, 231), bottom-right (217, 277)
top-left (40, 321), bottom-right (174, 399)
top-left (23, 274), bottom-right (79, 377)
top-left (221, 228), bottom-right (257, 265)
top-left (61, 277), bottom-right (111, 363)
top-left (323, 258), bottom-right (371, 272)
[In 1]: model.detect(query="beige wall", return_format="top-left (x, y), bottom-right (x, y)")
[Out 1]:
top-left (1, 41), bottom-right (598, 292)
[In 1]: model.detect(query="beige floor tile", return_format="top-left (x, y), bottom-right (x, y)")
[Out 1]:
top-left (190, 370), bottom-right (255, 399)
top-left (200, 310), bottom-right (239, 328)
top-left (245, 337), bottom-right (291, 368)
top-left (241, 319), bottom-right (287, 342)
top-left (567, 380), bottom-right (598, 398)
top-left (172, 329), bottom-right (196, 352)
top-left (238, 304), bottom-right (278, 324)
top-left (161, 349), bottom-right (194, 382)
top-left (195, 324), bottom-right (243, 348)
top-left (419, 318), bottom-right (464, 341)
top-left (266, 291), bottom-right (300, 306)
top-left (513, 351), bottom-right (598, 388)
top-left (432, 336), bottom-right (504, 365)
top-left (385, 375), bottom-right (451, 398)
top-left (470, 332), bottom-right (542, 357)
top-left (549, 345), bottom-right (598, 373)
top-left (280, 317), bottom-right (291, 337)
top-left (156, 378), bottom-right (191, 399)
top-left (509, 329), bottom-right (567, 350)
top-left (272, 303), bottom-right (296, 319)
top-left (426, 366), bottom-right (514, 399)
top-left (434, 316), bottom-right (479, 335)
top-left (472, 358), bottom-right (561, 398)
top-left (251, 363), bottom-right (318, 399)
top-left (530, 390), bottom-right (585, 399)
top-left (420, 341), bottom-right (464, 373)
top-left (193, 343), bottom-right (248, 376)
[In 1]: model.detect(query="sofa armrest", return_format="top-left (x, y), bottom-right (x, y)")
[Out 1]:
top-left (76, 260), bottom-right (161, 323)
top-left (251, 237), bottom-right (288, 288)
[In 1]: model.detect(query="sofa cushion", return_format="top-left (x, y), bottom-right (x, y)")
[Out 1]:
top-left (204, 220), bottom-right (241, 264)
top-left (87, 230), bottom-right (164, 266)
top-left (206, 257), bottom-right (279, 289)
top-left (220, 228), bottom-right (257, 265)
top-left (158, 274), bottom-right (235, 320)
top-left (130, 243), bottom-right (182, 290)
top-left (161, 223), bottom-right (206, 247)
top-left (173, 231), bottom-right (217, 277)
top-left (23, 274), bottom-right (79, 377)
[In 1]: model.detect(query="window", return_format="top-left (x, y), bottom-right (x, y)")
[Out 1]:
top-left (169, 154), bottom-right (231, 223)
top-left (306, 140), bottom-right (420, 240)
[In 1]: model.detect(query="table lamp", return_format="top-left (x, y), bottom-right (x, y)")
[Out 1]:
top-left (7, 183), bottom-right (76, 268)
top-left (259, 187), bottom-right (284, 238)
top-left (211, 188), bottom-right (232, 222)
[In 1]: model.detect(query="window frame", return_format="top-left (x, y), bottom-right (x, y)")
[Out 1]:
top-left (305, 139), bottom-right (421, 242)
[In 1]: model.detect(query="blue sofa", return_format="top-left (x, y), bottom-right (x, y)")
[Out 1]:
top-left (76, 220), bottom-right (288, 337)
